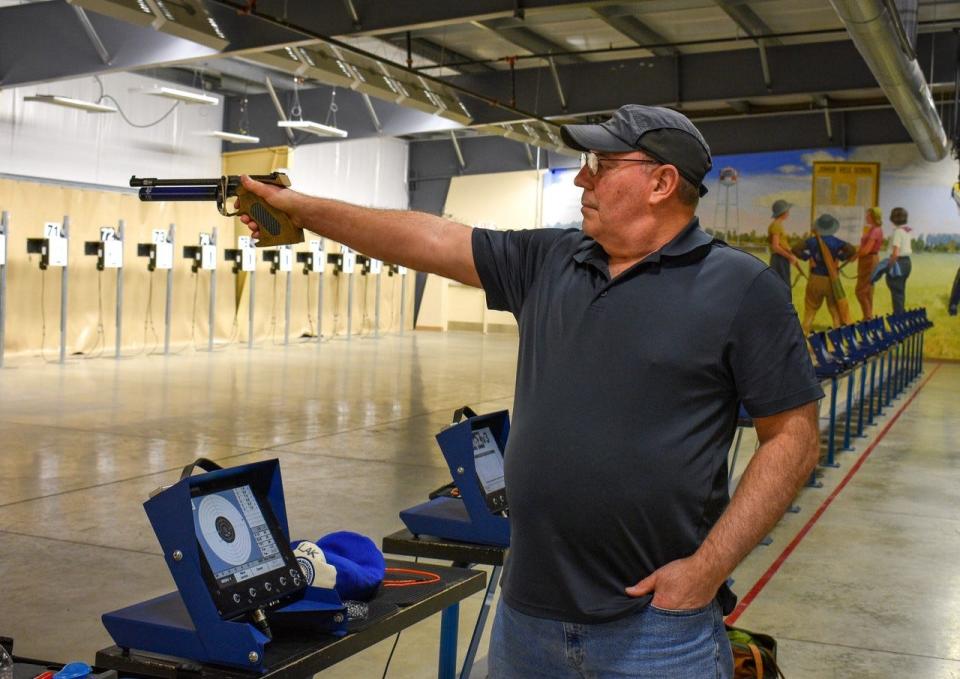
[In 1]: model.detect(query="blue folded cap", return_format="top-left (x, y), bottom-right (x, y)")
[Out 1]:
top-left (317, 531), bottom-right (386, 602)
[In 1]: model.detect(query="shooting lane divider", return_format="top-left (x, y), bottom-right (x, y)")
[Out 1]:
top-left (725, 363), bottom-right (942, 625)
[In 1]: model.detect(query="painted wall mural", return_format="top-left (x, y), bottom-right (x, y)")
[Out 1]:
top-left (540, 143), bottom-right (960, 359)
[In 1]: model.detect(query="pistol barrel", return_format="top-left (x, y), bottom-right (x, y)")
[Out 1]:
top-left (130, 177), bottom-right (220, 187)
top-left (138, 186), bottom-right (220, 201)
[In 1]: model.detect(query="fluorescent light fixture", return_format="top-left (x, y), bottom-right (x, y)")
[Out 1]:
top-left (24, 95), bottom-right (117, 113)
top-left (277, 120), bottom-right (348, 138)
top-left (207, 131), bottom-right (260, 143)
top-left (146, 86), bottom-right (218, 105)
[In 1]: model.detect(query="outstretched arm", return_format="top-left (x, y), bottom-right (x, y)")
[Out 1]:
top-left (238, 175), bottom-right (481, 287)
top-left (626, 401), bottom-right (819, 609)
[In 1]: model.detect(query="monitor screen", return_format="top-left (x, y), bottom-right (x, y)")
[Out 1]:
top-left (192, 484), bottom-right (287, 589)
top-left (472, 426), bottom-right (505, 496)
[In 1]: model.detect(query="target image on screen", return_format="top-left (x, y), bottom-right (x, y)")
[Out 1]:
top-left (192, 484), bottom-right (286, 589)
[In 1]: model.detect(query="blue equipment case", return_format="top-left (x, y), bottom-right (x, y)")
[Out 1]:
top-left (400, 408), bottom-right (510, 547)
top-left (102, 459), bottom-right (346, 672)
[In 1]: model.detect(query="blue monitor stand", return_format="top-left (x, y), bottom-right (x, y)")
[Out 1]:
top-left (101, 458), bottom-right (346, 672)
top-left (400, 407), bottom-right (510, 547)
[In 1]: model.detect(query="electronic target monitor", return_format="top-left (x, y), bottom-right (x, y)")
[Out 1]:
top-left (472, 426), bottom-right (507, 513)
top-left (191, 479), bottom-right (305, 621)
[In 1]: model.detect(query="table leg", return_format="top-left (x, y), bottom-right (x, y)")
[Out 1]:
top-left (460, 565), bottom-right (502, 679)
top-left (439, 604), bottom-right (459, 679)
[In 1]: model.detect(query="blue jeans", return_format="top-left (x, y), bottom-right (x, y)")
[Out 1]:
top-left (488, 599), bottom-right (733, 679)
top-left (885, 256), bottom-right (911, 315)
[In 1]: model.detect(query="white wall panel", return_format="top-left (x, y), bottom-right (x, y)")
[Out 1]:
top-left (289, 137), bottom-right (409, 209)
top-left (0, 72), bottom-right (222, 187)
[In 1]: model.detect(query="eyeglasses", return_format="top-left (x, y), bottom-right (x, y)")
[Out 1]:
top-left (581, 151), bottom-right (661, 176)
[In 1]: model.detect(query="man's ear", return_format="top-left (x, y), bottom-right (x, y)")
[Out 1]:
top-left (649, 165), bottom-right (681, 204)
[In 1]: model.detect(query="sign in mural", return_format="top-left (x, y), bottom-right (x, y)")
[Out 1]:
top-left (811, 161), bottom-right (880, 243)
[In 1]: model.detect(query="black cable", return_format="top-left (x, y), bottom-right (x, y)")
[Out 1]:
top-left (270, 272), bottom-right (281, 345)
top-left (381, 555), bottom-right (419, 679)
top-left (332, 271), bottom-right (342, 337)
top-left (79, 271), bottom-right (106, 359)
top-left (94, 76), bottom-right (182, 129)
top-left (39, 268), bottom-right (53, 364)
top-left (145, 271), bottom-right (166, 356)
top-left (305, 270), bottom-right (316, 338)
top-left (380, 631), bottom-right (402, 679)
top-left (172, 271), bottom-right (199, 355)
top-left (360, 273), bottom-right (371, 336)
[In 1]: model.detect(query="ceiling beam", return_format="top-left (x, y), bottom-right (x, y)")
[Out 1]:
top-left (591, 6), bottom-right (679, 57)
top-left (241, 0), bottom-right (622, 38)
top-left (713, 0), bottom-right (783, 46)
top-left (443, 33), bottom-right (957, 124)
top-left (382, 34), bottom-right (495, 74)
top-left (473, 17), bottom-right (587, 65)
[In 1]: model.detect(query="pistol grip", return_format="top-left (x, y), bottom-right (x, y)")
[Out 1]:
top-left (235, 188), bottom-right (304, 247)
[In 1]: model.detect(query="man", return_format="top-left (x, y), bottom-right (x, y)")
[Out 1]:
top-left (768, 198), bottom-right (800, 286)
top-left (792, 214), bottom-right (856, 334)
top-left (886, 207), bottom-right (913, 315)
top-left (239, 105), bottom-right (822, 678)
top-left (851, 207), bottom-right (884, 319)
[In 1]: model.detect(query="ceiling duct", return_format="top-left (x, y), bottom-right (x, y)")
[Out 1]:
top-left (830, 0), bottom-right (947, 161)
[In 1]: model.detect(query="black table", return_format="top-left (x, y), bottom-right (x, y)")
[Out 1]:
top-left (381, 530), bottom-right (508, 679)
top-left (95, 559), bottom-right (484, 679)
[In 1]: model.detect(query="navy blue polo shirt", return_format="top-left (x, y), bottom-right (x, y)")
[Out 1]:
top-left (472, 218), bottom-right (823, 623)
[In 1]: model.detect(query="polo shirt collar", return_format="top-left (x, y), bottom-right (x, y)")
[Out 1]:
top-left (572, 217), bottom-right (713, 267)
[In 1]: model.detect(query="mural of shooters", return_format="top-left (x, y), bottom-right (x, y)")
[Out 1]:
top-left (548, 144), bottom-right (960, 357)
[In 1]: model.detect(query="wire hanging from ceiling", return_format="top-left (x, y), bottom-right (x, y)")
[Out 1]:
top-left (94, 75), bottom-right (181, 128)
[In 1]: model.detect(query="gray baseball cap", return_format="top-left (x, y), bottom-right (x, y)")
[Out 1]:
top-left (561, 105), bottom-right (713, 196)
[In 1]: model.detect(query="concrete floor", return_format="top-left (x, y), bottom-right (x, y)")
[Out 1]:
top-left (0, 332), bottom-right (958, 678)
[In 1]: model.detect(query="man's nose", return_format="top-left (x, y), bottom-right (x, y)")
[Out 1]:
top-left (573, 164), bottom-right (592, 189)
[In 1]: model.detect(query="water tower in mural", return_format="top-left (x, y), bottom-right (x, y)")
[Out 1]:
top-left (713, 166), bottom-right (741, 243)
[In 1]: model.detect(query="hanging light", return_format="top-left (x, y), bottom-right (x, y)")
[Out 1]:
top-left (276, 79), bottom-right (349, 139)
top-left (206, 131), bottom-right (260, 143)
top-left (145, 86), bottom-right (218, 105)
top-left (24, 95), bottom-right (117, 113)
top-left (277, 120), bottom-right (348, 138)
top-left (207, 96), bottom-right (259, 143)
